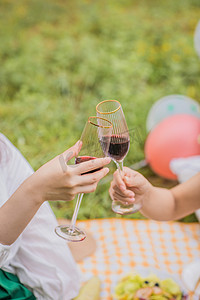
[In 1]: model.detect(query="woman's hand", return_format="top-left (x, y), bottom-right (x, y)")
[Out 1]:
top-left (32, 141), bottom-right (111, 203)
top-left (0, 141), bottom-right (111, 245)
top-left (109, 167), bottom-right (152, 206)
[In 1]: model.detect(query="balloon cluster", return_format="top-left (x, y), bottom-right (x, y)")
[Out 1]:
top-left (144, 21), bottom-right (200, 180)
top-left (144, 95), bottom-right (200, 180)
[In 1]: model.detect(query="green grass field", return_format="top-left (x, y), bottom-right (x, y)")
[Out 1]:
top-left (0, 0), bottom-right (199, 222)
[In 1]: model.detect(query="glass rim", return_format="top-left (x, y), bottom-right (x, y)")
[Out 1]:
top-left (88, 116), bottom-right (113, 128)
top-left (96, 100), bottom-right (121, 114)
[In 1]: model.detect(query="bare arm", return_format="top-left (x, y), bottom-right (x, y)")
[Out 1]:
top-left (109, 168), bottom-right (200, 221)
top-left (0, 176), bottom-right (44, 246)
top-left (0, 142), bottom-right (111, 245)
top-left (170, 172), bottom-right (200, 219)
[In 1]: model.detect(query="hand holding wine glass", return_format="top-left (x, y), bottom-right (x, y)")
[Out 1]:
top-left (96, 99), bottom-right (142, 215)
top-left (55, 116), bottom-right (112, 242)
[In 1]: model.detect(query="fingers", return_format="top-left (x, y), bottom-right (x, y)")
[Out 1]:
top-left (113, 184), bottom-right (135, 199)
top-left (109, 186), bottom-right (134, 204)
top-left (123, 168), bottom-right (147, 190)
top-left (112, 168), bottom-right (136, 194)
top-left (76, 166), bottom-right (110, 186)
top-left (65, 168), bottom-right (110, 196)
top-left (111, 193), bottom-right (134, 204)
top-left (75, 182), bottom-right (99, 194)
top-left (62, 161), bottom-right (110, 197)
top-left (110, 189), bottom-right (135, 204)
top-left (112, 169), bottom-right (127, 192)
top-left (109, 168), bottom-right (136, 204)
top-left (74, 157), bottom-right (111, 175)
top-left (113, 167), bottom-right (142, 191)
top-left (57, 182), bottom-right (100, 199)
top-left (109, 181), bottom-right (135, 203)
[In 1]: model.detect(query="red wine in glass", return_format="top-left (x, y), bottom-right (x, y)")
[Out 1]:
top-left (97, 99), bottom-right (142, 215)
top-left (100, 135), bottom-right (130, 162)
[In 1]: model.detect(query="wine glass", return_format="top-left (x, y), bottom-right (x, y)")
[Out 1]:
top-left (96, 99), bottom-right (142, 215)
top-left (55, 116), bottom-right (112, 242)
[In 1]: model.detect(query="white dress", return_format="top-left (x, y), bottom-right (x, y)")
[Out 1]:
top-left (0, 133), bottom-right (80, 300)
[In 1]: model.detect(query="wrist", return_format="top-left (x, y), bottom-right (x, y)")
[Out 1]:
top-left (23, 172), bottom-right (45, 206)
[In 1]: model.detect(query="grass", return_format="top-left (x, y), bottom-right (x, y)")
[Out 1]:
top-left (0, 0), bottom-right (199, 222)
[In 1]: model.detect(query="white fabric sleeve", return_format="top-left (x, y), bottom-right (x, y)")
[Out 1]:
top-left (0, 239), bottom-right (21, 269)
top-left (0, 133), bottom-right (34, 198)
top-left (0, 134), bottom-right (80, 300)
top-left (0, 140), bottom-right (23, 269)
top-left (0, 244), bottom-right (12, 267)
top-left (11, 203), bottom-right (80, 300)
top-left (170, 155), bottom-right (200, 183)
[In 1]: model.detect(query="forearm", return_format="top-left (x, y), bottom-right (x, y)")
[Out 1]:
top-left (140, 173), bottom-right (200, 221)
top-left (170, 172), bottom-right (200, 219)
top-left (140, 186), bottom-right (176, 221)
top-left (111, 168), bottom-right (200, 221)
top-left (0, 174), bottom-right (44, 245)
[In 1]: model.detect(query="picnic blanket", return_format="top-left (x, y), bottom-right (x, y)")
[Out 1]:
top-left (76, 218), bottom-right (200, 299)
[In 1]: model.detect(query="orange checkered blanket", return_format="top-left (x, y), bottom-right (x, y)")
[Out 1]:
top-left (77, 218), bottom-right (200, 299)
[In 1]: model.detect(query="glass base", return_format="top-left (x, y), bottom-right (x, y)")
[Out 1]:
top-left (55, 225), bottom-right (86, 242)
top-left (112, 201), bottom-right (142, 215)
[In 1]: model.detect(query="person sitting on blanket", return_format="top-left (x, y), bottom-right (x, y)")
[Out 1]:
top-left (0, 133), bottom-right (111, 300)
top-left (109, 167), bottom-right (200, 221)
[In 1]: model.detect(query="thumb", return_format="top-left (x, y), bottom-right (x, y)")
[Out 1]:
top-left (124, 170), bottom-right (144, 188)
top-left (62, 140), bottom-right (82, 163)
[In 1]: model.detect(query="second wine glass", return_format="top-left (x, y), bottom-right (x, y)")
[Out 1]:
top-left (55, 116), bottom-right (112, 242)
top-left (96, 99), bottom-right (142, 215)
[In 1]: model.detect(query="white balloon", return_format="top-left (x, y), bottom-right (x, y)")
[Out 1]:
top-left (146, 94), bottom-right (200, 132)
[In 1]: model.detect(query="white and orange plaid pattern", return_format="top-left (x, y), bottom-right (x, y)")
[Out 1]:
top-left (77, 218), bottom-right (200, 299)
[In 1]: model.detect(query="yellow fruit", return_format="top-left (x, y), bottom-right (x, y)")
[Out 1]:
top-left (74, 276), bottom-right (101, 300)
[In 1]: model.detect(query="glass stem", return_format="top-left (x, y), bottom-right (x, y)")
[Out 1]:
top-left (116, 160), bottom-right (123, 175)
top-left (70, 193), bottom-right (84, 232)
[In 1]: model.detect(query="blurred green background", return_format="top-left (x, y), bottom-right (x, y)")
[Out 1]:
top-left (0, 0), bottom-right (199, 222)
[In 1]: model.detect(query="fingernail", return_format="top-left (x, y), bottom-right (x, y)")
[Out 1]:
top-left (124, 176), bottom-right (129, 183)
top-left (105, 167), bottom-right (109, 174)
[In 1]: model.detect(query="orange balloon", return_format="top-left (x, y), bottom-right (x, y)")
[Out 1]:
top-left (144, 114), bottom-right (200, 180)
